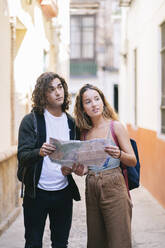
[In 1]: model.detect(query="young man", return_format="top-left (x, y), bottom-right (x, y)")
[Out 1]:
top-left (17, 72), bottom-right (80, 248)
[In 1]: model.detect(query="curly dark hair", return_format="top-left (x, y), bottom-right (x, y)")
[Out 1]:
top-left (31, 72), bottom-right (70, 114)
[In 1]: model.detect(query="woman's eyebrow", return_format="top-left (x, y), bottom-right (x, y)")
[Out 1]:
top-left (83, 98), bottom-right (90, 101)
top-left (48, 85), bottom-right (54, 89)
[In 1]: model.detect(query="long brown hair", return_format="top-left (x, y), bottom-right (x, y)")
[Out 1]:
top-left (74, 84), bottom-right (118, 131)
top-left (32, 72), bottom-right (70, 114)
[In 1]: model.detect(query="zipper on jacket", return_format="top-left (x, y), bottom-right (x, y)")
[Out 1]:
top-left (33, 164), bottom-right (37, 198)
top-left (32, 111), bottom-right (38, 199)
top-left (21, 181), bottom-right (24, 198)
top-left (20, 167), bottom-right (27, 198)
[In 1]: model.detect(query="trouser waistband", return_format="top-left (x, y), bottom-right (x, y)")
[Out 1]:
top-left (88, 166), bottom-right (121, 176)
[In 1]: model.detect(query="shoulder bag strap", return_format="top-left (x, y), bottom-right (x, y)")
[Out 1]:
top-left (110, 120), bottom-right (119, 146)
top-left (110, 120), bottom-right (130, 197)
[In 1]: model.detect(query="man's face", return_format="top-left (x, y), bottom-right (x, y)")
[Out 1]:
top-left (45, 78), bottom-right (64, 109)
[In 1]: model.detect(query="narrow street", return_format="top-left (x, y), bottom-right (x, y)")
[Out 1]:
top-left (0, 176), bottom-right (165, 248)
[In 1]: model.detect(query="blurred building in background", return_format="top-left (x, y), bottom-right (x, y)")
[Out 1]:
top-left (0, 0), bottom-right (70, 235)
top-left (69, 0), bottom-right (121, 114)
top-left (2, 0), bottom-right (165, 238)
top-left (119, 0), bottom-right (165, 209)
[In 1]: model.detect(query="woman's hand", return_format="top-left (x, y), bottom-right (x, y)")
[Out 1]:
top-left (39, 143), bottom-right (56, 157)
top-left (104, 145), bottom-right (121, 159)
top-left (61, 166), bottom-right (72, 176)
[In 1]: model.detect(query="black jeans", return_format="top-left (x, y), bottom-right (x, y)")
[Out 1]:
top-left (23, 186), bottom-right (73, 248)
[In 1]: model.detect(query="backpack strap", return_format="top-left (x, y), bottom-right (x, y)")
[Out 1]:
top-left (110, 120), bottom-right (119, 146)
top-left (110, 120), bottom-right (130, 197)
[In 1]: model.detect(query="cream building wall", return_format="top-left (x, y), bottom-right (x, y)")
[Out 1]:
top-left (14, 2), bottom-right (50, 144)
top-left (0, 1), bottom-right (11, 150)
top-left (6, 0), bottom-right (70, 144)
top-left (120, 0), bottom-right (165, 132)
top-left (0, 0), bottom-right (70, 150)
top-left (119, 0), bottom-right (165, 208)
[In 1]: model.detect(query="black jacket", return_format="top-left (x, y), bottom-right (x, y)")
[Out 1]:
top-left (17, 110), bottom-right (81, 201)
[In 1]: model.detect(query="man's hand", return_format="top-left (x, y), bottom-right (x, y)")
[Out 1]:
top-left (61, 166), bottom-right (72, 176)
top-left (39, 143), bottom-right (56, 157)
top-left (72, 163), bottom-right (87, 176)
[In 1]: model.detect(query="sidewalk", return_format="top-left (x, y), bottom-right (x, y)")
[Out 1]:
top-left (0, 176), bottom-right (165, 248)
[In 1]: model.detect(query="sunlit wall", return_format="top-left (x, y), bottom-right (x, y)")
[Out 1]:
top-left (0, 1), bottom-right (11, 150)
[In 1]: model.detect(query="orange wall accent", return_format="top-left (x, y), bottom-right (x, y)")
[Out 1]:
top-left (127, 125), bottom-right (165, 209)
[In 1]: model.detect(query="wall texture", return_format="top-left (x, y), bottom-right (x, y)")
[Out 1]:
top-left (0, 149), bottom-right (20, 235)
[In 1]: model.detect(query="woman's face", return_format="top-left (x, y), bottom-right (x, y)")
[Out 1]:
top-left (82, 89), bottom-right (104, 118)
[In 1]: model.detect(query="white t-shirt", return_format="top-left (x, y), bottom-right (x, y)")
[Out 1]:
top-left (37, 109), bottom-right (70, 191)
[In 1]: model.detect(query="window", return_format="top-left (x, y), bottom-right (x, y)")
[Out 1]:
top-left (161, 22), bottom-right (165, 133)
top-left (70, 15), bottom-right (95, 60)
top-left (70, 15), bottom-right (97, 76)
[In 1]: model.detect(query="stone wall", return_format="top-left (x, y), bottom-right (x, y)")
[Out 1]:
top-left (0, 147), bottom-right (21, 236)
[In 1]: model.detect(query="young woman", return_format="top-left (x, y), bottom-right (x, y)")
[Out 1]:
top-left (73, 84), bottom-right (136, 248)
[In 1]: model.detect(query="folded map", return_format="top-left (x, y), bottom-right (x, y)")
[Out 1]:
top-left (49, 137), bottom-right (114, 168)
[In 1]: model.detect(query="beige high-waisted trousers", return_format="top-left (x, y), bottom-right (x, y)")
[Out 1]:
top-left (86, 167), bottom-right (132, 248)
